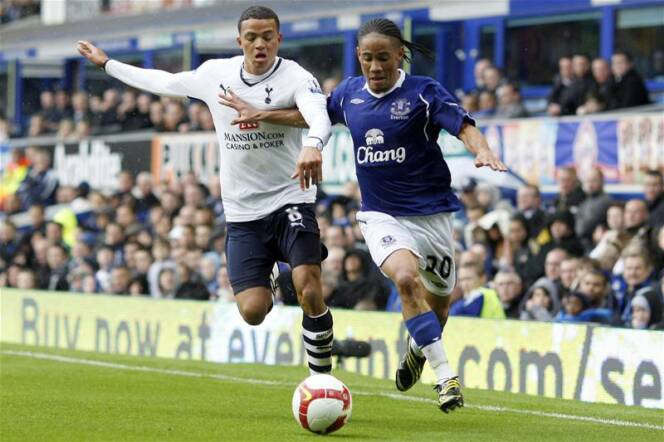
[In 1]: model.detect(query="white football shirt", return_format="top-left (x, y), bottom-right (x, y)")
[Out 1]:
top-left (105, 56), bottom-right (331, 222)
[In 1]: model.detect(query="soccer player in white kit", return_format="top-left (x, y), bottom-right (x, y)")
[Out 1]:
top-left (77, 6), bottom-right (336, 375)
top-left (218, 18), bottom-right (508, 412)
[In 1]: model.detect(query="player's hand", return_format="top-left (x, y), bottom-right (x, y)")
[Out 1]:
top-left (76, 41), bottom-right (109, 68)
top-left (292, 147), bottom-right (323, 190)
top-left (218, 89), bottom-right (262, 125)
top-left (474, 147), bottom-right (508, 172)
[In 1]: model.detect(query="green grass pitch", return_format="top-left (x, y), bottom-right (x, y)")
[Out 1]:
top-left (1, 343), bottom-right (662, 441)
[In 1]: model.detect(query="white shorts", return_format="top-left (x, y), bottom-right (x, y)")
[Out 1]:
top-left (356, 210), bottom-right (456, 296)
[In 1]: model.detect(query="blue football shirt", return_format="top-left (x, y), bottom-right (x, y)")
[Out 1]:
top-left (327, 70), bottom-right (474, 216)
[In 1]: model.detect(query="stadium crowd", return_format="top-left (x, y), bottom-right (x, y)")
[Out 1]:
top-left (462, 50), bottom-right (651, 119)
top-left (0, 0), bottom-right (40, 24)
top-left (1, 145), bottom-right (663, 331)
top-left (0, 48), bottom-right (653, 140)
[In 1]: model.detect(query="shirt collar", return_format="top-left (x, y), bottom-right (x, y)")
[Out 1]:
top-left (363, 69), bottom-right (406, 98)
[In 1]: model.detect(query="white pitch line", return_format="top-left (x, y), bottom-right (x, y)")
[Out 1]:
top-left (3, 350), bottom-right (663, 432)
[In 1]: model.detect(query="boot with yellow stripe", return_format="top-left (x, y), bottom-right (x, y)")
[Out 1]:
top-left (395, 335), bottom-right (426, 392)
top-left (434, 376), bottom-right (464, 413)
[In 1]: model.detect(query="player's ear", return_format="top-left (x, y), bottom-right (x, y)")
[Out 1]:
top-left (236, 36), bottom-right (242, 48)
top-left (355, 46), bottom-right (361, 61)
top-left (277, 33), bottom-right (283, 44)
top-left (397, 45), bottom-right (405, 62)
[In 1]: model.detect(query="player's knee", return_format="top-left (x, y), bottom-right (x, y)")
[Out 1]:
top-left (238, 302), bottom-right (267, 326)
top-left (394, 269), bottom-right (418, 298)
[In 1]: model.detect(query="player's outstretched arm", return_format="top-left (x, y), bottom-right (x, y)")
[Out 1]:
top-left (77, 40), bottom-right (198, 99)
top-left (458, 123), bottom-right (508, 172)
top-left (218, 90), bottom-right (308, 128)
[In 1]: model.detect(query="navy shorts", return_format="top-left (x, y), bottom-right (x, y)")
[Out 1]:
top-left (225, 203), bottom-right (322, 295)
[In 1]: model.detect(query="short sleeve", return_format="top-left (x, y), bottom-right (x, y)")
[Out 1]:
top-left (422, 81), bottom-right (475, 137)
top-left (326, 78), bottom-right (349, 126)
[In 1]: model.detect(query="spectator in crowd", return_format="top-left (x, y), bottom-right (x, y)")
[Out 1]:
top-left (543, 247), bottom-right (568, 288)
top-left (493, 270), bottom-right (524, 318)
top-left (136, 94), bottom-right (154, 128)
top-left (118, 90), bottom-right (150, 131)
top-left (132, 172), bottom-right (160, 215)
top-left (162, 102), bottom-right (188, 132)
top-left (16, 268), bottom-right (38, 290)
top-left (507, 214), bottom-right (543, 287)
top-left (472, 58), bottom-right (493, 93)
top-left (0, 0), bottom-right (40, 23)
top-left (38, 90), bottom-right (60, 132)
top-left (555, 290), bottom-right (613, 324)
top-left (71, 91), bottom-right (92, 126)
top-left (0, 220), bottom-right (21, 267)
top-left (56, 119), bottom-right (76, 140)
top-left (450, 262), bottom-right (505, 319)
top-left (553, 166), bottom-right (586, 213)
top-left (28, 114), bottom-right (48, 137)
top-left (610, 50), bottom-right (650, 109)
top-left (148, 101), bottom-right (165, 131)
top-left (475, 90), bottom-right (497, 118)
top-left (575, 167), bottom-right (612, 249)
top-left (516, 184), bottom-right (548, 240)
top-left (54, 89), bottom-right (73, 121)
top-left (590, 57), bottom-right (614, 108)
top-left (644, 170), bottom-right (664, 231)
top-left (199, 108), bottom-right (215, 131)
top-left (109, 265), bottom-right (132, 295)
top-left (481, 66), bottom-right (504, 94)
top-left (45, 244), bottom-right (70, 291)
top-left (568, 54), bottom-right (596, 114)
top-left (622, 199), bottom-right (653, 256)
top-left (495, 83), bottom-right (528, 118)
top-left (614, 247), bottom-right (654, 320)
top-left (578, 268), bottom-right (616, 312)
top-left (98, 89), bottom-right (121, 132)
top-left (559, 257), bottom-right (579, 297)
top-left (128, 275), bottom-right (149, 296)
top-left (213, 265), bottom-right (233, 302)
top-left (174, 264), bottom-right (209, 300)
top-left (115, 170), bottom-right (135, 203)
top-left (519, 277), bottom-right (560, 321)
top-left (17, 147), bottom-right (58, 210)
top-left (544, 211), bottom-right (584, 257)
top-left (328, 249), bottom-right (389, 310)
top-left (629, 287), bottom-right (663, 330)
top-left (461, 94), bottom-right (479, 114)
top-left (547, 56), bottom-right (576, 116)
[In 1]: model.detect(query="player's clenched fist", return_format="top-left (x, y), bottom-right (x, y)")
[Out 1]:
top-left (76, 41), bottom-right (109, 68)
top-left (292, 147), bottom-right (323, 190)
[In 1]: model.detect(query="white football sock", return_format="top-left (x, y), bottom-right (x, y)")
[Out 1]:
top-left (409, 334), bottom-right (425, 357)
top-left (421, 340), bottom-right (456, 384)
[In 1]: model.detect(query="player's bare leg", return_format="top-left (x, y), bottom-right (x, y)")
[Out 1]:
top-left (235, 287), bottom-right (273, 325)
top-left (292, 264), bottom-right (334, 374)
top-left (383, 250), bottom-right (462, 413)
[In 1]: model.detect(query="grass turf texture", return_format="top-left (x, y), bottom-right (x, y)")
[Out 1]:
top-left (1, 343), bottom-right (661, 441)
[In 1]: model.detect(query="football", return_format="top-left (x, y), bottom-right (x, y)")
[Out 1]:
top-left (291, 374), bottom-right (352, 434)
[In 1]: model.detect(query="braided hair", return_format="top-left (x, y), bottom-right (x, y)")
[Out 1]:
top-left (357, 18), bottom-right (433, 62)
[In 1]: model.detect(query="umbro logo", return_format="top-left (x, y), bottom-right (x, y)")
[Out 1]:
top-left (350, 98), bottom-right (364, 104)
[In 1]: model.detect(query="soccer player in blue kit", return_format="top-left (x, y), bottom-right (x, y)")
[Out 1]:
top-left (219, 18), bottom-right (507, 413)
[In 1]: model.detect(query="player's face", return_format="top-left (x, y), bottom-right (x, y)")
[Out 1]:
top-left (357, 33), bottom-right (404, 93)
top-left (237, 19), bottom-right (282, 75)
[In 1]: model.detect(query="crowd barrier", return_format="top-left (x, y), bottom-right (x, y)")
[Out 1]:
top-left (1, 289), bottom-right (662, 409)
